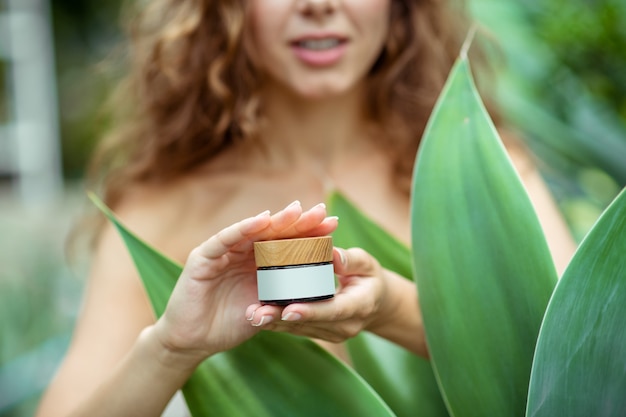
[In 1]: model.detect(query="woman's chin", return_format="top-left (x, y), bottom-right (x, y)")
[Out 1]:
top-left (292, 82), bottom-right (360, 101)
top-left (264, 75), bottom-right (364, 102)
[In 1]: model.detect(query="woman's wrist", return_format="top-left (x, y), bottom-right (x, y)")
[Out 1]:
top-left (365, 272), bottom-right (429, 357)
top-left (141, 324), bottom-right (211, 374)
top-left (365, 271), bottom-right (402, 333)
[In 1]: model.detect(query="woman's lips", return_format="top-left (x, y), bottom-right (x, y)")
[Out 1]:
top-left (290, 37), bottom-right (348, 67)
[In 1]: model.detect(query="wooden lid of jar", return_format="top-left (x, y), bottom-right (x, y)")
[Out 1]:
top-left (253, 236), bottom-right (333, 267)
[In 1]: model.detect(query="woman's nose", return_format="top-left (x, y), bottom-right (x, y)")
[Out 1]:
top-left (297, 0), bottom-right (338, 20)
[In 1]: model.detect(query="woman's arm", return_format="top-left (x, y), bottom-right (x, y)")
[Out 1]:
top-left (36, 220), bottom-right (173, 417)
top-left (36, 201), bottom-right (338, 417)
top-left (59, 327), bottom-right (201, 417)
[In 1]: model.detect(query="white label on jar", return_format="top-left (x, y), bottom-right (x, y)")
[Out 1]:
top-left (257, 263), bottom-right (335, 301)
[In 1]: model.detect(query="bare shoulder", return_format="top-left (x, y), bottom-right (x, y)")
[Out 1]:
top-left (108, 162), bottom-right (281, 263)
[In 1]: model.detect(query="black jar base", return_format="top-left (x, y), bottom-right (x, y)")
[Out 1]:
top-left (260, 294), bottom-right (334, 306)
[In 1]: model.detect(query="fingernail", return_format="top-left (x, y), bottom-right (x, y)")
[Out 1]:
top-left (337, 248), bottom-right (346, 266)
top-left (287, 200), bottom-right (301, 208)
top-left (255, 210), bottom-right (271, 218)
top-left (246, 310), bottom-right (256, 321)
top-left (252, 315), bottom-right (274, 327)
top-left (282, 312), bottom-right (302, 322)
top-left (313, 202), bottom-right (326, 210)
top-left (326, 215), bottom-right (339, 222)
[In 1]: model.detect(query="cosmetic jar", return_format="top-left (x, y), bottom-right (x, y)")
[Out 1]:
top-left (253, 236), bottom-right (335, 306)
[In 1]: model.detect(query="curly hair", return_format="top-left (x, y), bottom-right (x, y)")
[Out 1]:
top-left (366, 0), bottom-right (475, 192)
top-left (82, 0), bottom-right (496, 244)
top-left (88, 0), bottom-right (258, 207)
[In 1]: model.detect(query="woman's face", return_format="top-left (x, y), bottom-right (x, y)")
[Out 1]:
top-left (248, 0), bottom-right (391, 99)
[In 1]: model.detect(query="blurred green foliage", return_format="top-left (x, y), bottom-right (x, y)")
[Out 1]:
top-left (0, 62), bottom-right (7, 124)
top-left (0, 195), bottom-right (84, 416)
top-left (51, 0), bottom-right (123, 179)
top-left (528, 0), bottom-right (626, 237)
top-left (529, 0), bottom-right (626, 120)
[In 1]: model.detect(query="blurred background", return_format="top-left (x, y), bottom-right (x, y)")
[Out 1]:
top-left (0, 0), bottom-right (624, 415)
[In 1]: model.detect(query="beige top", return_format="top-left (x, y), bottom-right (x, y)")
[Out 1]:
top-left (253, 236), bottom-right (333, 267)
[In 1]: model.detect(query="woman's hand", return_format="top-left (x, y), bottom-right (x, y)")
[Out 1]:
top-left (149, 201), bottom-right (338, 368)
top-left (245, 247), bottom-right (429, 357)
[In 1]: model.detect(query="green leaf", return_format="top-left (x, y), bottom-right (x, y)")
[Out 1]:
top-left (328, 191), bottom-right (450, 417)
top-left (526, 188), bottom-right (626, 417)
top-left (410, 56), bottom-right (557, 416)
top-left (328, 192), bottom-right (412, 279)
top-left (184, 332), bottom-right (396, 417)
top-left (88, 192), bottom-right (397, 417)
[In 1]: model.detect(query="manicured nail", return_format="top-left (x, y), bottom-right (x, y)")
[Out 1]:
top-left (255, 210), bottom-right (271, 218)
top-left (325, 216), bottom-right (339, 222)
top-left (282, 312), bottom-right (302, 322)
top-left (252, 315), bottom-right (274, 327)
top-left (287, 200), bottom-right (301, 208)
top-left (246, 310), bottom-right (256, 321)
top-left (313, 202), bottom-right (326, 210)
top-left (335, 248), bottom-right (346, 266)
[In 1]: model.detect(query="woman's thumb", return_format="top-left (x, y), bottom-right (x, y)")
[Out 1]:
top-left (333, 247), bottom-right (379, 277)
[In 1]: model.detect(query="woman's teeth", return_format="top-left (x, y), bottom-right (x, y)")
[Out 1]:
top-left (297, 39), bottom-right (341, 50)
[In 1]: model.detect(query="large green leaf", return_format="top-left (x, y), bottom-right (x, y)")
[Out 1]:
top-left (526, 187), bottom-right (626, 417)
top-left (328, 191), bottom-right (450, 417)
top-left (410, 56), bottom-right (557, 416)
top-left (89, 193), bottom-right (396, 417)
top-left (183, 332), bottom-right (396, 417)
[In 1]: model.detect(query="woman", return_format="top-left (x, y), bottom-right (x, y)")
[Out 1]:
top-left (37, 0), bottom-right (576, 416)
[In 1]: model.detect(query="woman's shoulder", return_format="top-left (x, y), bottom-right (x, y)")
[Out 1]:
top-left (110, 169), bottom-right (261, 263)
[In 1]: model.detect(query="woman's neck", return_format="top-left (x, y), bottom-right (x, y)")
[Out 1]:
top-left (255, 81), bottom-right (374, 172)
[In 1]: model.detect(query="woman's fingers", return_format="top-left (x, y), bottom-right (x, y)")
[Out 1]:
top-left (283, 203), bottom-right (329, 236)
top-left (196, 210), bottom-right (272, 260)
top-left (249, 297), bottom-right (364, 343)
top-left (251, 202), bottom-right (333, 242)
top-left (246, 303), bottom-right (283, 327)
top-left (278, 290), bottom-right (367, 327)
top-left (300, 215), bottom-right (339, 237)
top-left (194, 199), bottom-right (330, 258)
top-left (228, 201), bottom-right (303, 253)
top-left (263, 200), bottom-right (305, 235)
top-left (230, 202), bottom-right (337, 254)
